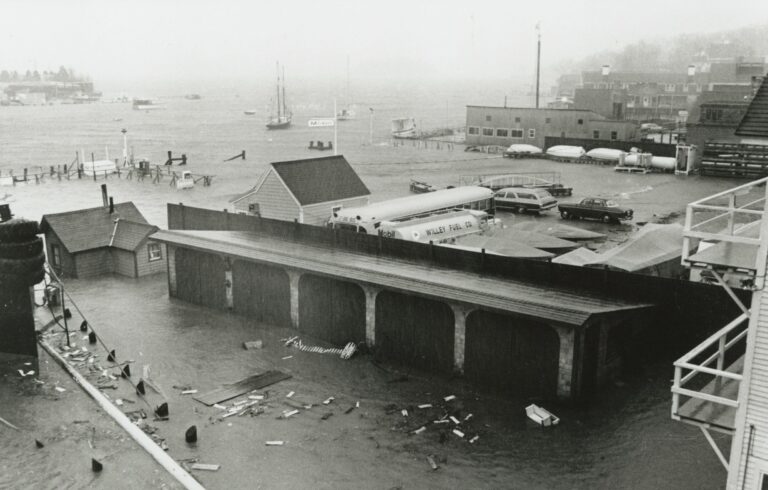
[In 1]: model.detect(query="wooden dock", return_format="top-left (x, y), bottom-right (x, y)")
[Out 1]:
top-left (0, 161), bottom-right (214, 187)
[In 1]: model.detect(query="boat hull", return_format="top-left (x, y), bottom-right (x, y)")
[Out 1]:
top-left (266, 120), bottom-right (291, 130)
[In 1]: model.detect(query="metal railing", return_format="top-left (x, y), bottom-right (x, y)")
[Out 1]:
top-left (682, 176), bottom-right (768, 287)
top-left (671, 312), bottom-right (749, 430)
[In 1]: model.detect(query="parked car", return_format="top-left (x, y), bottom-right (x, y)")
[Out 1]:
top-left (494, 187), bottom-right (558, 214)
top-left (557, 197), bottom-right (633, 223)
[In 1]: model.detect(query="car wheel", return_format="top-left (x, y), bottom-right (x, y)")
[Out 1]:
top-left (560, 211), bottom-right (569, 219)
top-left (517, 206), bottom-right (526, 214)
top-left (602, 214), bottom-right (612, 224)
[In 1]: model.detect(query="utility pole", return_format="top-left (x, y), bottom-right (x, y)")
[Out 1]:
top-left (535, 22), bottom-right (541, 109)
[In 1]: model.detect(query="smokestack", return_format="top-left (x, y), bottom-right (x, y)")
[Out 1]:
top-left (101, 184), bottom-right (108, 208)
top-left (601, 64), bottom-right (611, 77)
top-left (109, 197), bottom-right (114, 214)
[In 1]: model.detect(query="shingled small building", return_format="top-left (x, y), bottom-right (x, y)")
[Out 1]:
top-left (41, 202), bottom-right (166, 278)
top-left (229, 155), bottom-right (370, 226)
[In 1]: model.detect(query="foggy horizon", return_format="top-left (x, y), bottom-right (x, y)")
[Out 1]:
top-left (1, 0), bottom-right (767, 92)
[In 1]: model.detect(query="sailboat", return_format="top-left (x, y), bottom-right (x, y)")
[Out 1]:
top-left (337, 56), bottom-right (355, 121)
top-left (266, 63), bottom-right (292, 130)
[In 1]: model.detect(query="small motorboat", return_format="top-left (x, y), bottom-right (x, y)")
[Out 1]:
top-left (409, 179), bottom-right (436, 193)
top-left (308, 141), bottom-right (333, 151)
top-left (244, 110), bottom-right (257, 116)
top-left (545, 145), bottom-right (586, 160)
top-left (504, 144), bottom-right (543, 158)
top-left (525, 404), bottom-right (560, 427)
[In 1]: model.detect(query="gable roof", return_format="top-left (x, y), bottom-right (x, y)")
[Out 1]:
top-left (111, 219), bottom-right (159, 251)
top-left (735, 74), bottom-right (768, 138)
top-left (41, 202), bottom-right (149, 253)
top-left (269, 155), bottom-right (370, 206)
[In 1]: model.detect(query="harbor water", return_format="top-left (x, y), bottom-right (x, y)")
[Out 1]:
top-left (0, 80), bottom-right (737, 489)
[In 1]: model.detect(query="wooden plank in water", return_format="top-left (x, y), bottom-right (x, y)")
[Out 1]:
top-left (193, 370), bottom-right (292, 406)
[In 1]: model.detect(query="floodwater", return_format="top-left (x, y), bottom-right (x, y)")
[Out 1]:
top-left (0, 81), bottom-right (739, 488)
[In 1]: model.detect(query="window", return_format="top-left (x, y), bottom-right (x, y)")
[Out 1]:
top-left (51, 244), bottom-right (61, 266)
top-left (577, 119), bottom-right (584, 125)
top-left (148, 242), bottom-right (162, 262)
top-left (482, 127), bottom-right (494, 136)
top-left (593, 130), bottom-right (600, 139)
top-left (510, 129), bottom-right (524, 138)
top-left (545, 117), bottom-right (551, 124)
top-left (496, 128), bottom-right (509, 137)
top-left (485, 115), bottom-right (492, 122)
top-left (468, 126), bottom-right (479, 135)
top-left (528, 129), bottom-right (535, 138)
top-left (248, 203), bottom-right (260, 216)
top-left (514, 117), bottom-right (521, 123)
top-left (610, 131), bottom-right (618, 140)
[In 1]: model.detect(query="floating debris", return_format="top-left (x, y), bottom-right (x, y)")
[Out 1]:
top-left (449, 416), bottom-right (460, 425)
top-left (282, 409), bottom-right (299, 418)
top-left (464, 414), bottom-right (473, 421)
top-left (283, 337), bottom-right (357, 360)
top-left (181, 390), bottom-right (198, 395)
top-left (418, 404), bottom-right (432, 409)
top-left (35, 439), bottom-right (44, 448)
top-left (54, 386), bottom-right (66, 393)
top-left (413, 426), bottom-right (426, 435)
top-left (282, 356), bottom-right (293, 360)
top-left (469, 435), bottom-right (480, 444)
top-left (265, 441), bottom-right (284, 446)
top-left (401, 409), bottom-right (408, 417)
top-left (443, 395), bottom-right (456, 402)
top-left (452, 429), bottom-right (465, 438)
top-left (286, 391), bottom-right (295, 398)
top-left (323, 397), bottom-right (334, 405)
top-left (92, 458), bottom-right (103, 472)
top-left (243, 340), bottom-right (263, 350)
top-left (426, 455), bottom-right (438, 471)
top-left (191, 463), bottom-right (220, 471)
top-left (186, 425), bottom-right (197, 443)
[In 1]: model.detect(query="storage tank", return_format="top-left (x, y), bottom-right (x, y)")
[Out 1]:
top-left (379, 210), bottom-right (492, 243)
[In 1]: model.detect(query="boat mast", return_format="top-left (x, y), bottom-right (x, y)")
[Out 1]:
top-left (282, 65), bottom-right (287, 119)
top-left (276, 61), bottom-right (281, 120)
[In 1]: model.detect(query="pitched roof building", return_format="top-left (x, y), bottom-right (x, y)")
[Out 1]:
top-left (230, 155), bottom-right (370, 226)
top-left (41, 202), bottom-right (166, 278)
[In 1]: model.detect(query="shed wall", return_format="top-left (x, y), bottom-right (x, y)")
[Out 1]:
top-left (298, 275), bottom-right (366, 345)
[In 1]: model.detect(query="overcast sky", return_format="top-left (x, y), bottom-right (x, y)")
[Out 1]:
top-left (0, 0), bottom-right (766, 87)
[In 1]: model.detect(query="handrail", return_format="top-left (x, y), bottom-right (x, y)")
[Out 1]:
top-left (687, 176), bottom-right (768, 206)
top-left (674, 313), bottom-right (749, 364)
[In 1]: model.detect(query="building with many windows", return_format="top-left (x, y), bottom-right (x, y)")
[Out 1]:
top-left (465, 105), bottom-right (637, 149)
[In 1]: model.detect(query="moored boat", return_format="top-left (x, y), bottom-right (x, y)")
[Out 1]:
top-left (391, 117), bottom-right (417, 139)
top-left (266, 63), bottom-right (292, 130)
top-left (132, 98), bottom-right (164, 111)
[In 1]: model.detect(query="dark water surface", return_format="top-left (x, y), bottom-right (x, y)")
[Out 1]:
top-left (0, 82), bottom-right (736, 488)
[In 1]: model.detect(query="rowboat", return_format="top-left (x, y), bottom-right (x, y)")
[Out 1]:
top-left (525, 404), bottom-right (560, 427)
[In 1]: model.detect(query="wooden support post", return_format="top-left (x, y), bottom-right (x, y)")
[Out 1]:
top-left (551, 324), bottom-right (577, 400)
top-left (287, 270), bottom-right (302, 329)
top-left (449, 304), bottom-right (471, 374)
top-left (362, 285), bottom-right (380, 348)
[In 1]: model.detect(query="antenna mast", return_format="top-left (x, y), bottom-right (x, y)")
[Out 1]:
top-left (282, 65), bottom-right (287, 119)
top-left (276, 62), bottom-right (281, 119)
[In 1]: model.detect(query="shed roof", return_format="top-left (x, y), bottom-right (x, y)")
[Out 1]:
top-left (151, 229), bottom-right (654, 327)
top-left (735, 74), bottom-right (768, 138)
top-left (111, 219), bottom-right (159, 251)
top-left (232, 155), bottom-right (370, 207)
top-left (41, 202), bottom-right (149, 253)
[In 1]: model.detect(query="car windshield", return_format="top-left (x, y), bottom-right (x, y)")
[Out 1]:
top-left (605, 200), bottom-right (619, 207)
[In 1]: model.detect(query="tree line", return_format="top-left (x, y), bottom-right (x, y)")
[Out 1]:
top-left (0, 66), bottom-right (88, 83)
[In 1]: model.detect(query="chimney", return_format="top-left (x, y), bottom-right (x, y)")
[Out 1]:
top-left (109, 197), bottom-right (114, 214)
top-left (101, 184), bottom-right (108, 208)
top-left (601, 64), bottom-right (611, 77)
